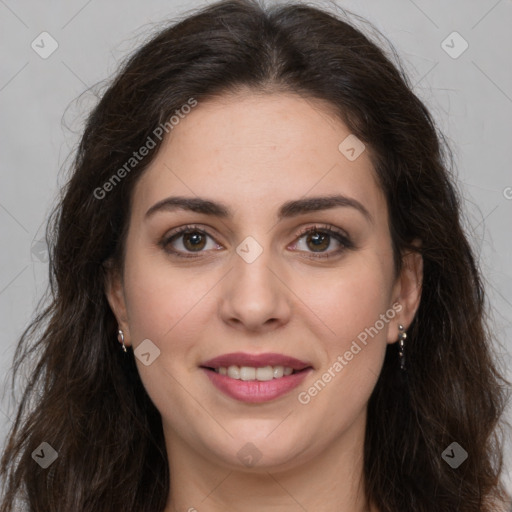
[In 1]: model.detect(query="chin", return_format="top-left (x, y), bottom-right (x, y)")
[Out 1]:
top-left (203, 427), bottom-right (311, 471)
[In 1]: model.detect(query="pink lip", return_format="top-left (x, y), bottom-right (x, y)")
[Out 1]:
top-left (201, 352), bottom-right (311, 371)
top-left (202, 367), bottom-right (313, 403)
top-left (200, 352), bottom-right (313, 403)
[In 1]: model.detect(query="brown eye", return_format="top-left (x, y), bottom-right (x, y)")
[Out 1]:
top-left (305, 231), bottom-right (330, 252)
top-left (160, 225), bottom-right (222, 258)
top-left (181, 231), bottom-right (207, 251)
top-left (160, 223), bottom-right (352, 260)
top-left (292, 225), bottom-right (353, 259)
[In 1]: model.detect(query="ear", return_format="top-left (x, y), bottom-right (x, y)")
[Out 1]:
top-left (387, 241), bottom-right (423, 344)
top-left (103, 260), bottom-right (131, 347)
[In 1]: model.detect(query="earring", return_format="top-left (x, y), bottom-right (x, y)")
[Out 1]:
top-left (398, 324), bottom-right (407, 371)
top-left (117, 329), bottom-right (127, 352)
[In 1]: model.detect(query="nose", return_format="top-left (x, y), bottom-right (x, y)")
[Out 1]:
top-left (218, 243), bottom-right (292, 333)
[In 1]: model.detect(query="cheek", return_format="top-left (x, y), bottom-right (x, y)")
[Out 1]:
top-left (122, 252), bottom-right (214, 351)
top-left (121, 257), bottom-right (215, 416)
top-left (298, 255), bottom-right (393, 394)
top-left (299, 255), bottom-right (393, 345)
top-left (335, 274), bottom-right (390, 337)
top-left (295, 285), bottom-right (390, 426)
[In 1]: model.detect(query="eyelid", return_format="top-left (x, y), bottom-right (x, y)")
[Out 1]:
top-left (290, 223), bottom-right (354, 259)
top-left (160, 224), bottom-right (222, 258)
top-left (294, 223), bottom-right (350, 242)
top-left (160, 222), bottom-right (353, 259)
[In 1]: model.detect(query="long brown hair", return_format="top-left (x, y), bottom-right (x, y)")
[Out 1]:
top-left (1, 1), bottom-right (510, 510)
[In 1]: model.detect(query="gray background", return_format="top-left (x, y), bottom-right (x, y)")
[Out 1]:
top-left (1, 0), bottom-right (511, 496)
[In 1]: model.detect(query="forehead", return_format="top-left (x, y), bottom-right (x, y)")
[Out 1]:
top-left (131, 92), bottom-right (386, 223)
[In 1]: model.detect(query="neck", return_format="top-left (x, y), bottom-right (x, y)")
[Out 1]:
top-left (163, 410), bottom-right (375, 512)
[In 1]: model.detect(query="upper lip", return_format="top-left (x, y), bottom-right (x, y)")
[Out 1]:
top-left (201, 352), bottom-right (312, 371)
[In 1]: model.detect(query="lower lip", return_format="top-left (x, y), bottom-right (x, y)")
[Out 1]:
top-left (202, 368), bottom-right (312, 403)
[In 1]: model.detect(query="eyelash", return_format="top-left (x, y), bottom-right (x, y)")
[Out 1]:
top-left (160, 223), bottom-right (354, 260)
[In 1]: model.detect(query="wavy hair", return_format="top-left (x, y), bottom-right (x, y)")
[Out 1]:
top-left (1, 0), bottom-right (510, 510)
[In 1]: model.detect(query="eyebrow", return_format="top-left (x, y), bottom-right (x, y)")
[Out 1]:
top-left (145, 194), bottom-right (373, 223)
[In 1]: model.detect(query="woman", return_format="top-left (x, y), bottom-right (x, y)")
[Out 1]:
top-left (1, 0), bottom-right (510, 510)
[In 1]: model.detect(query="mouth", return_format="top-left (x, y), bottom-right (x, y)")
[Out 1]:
top-left (201, 365), bottom-right (308, 381)
top-left (200, 352), bottom-right (313, 403)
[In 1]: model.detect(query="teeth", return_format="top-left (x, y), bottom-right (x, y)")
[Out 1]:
top-left (240, 367), bottom-right (256, 381)
top-left (215, 365), bottom-right (297, 381)
top-left (227, 366), bottom-right (240, 379)
top-left (255, 366), bottom-right (274, 381)
top-left (273, 366), bottom-right (284, 378)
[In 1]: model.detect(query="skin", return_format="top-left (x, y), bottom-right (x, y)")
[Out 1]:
top-left (106, 91), bottom-right (423, 512)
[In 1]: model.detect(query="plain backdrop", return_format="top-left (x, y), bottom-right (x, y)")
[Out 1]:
top-left (1, 0), bottom-right (511, 497)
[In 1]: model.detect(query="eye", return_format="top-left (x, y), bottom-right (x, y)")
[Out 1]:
top-left (160, 223), bottom-right (353, 260)
top-left (291, 224), bottom-right (353, 259)
top-left (160, 225), bottom-right (222, 258)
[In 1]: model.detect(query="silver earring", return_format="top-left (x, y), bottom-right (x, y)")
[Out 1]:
top-left (117, 329), bottom-right (127, 352)
top-left (398, 324), bottom-right (407, 371)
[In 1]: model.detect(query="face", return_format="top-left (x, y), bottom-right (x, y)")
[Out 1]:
top-left (106, 91), bottom-right (421, 472)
